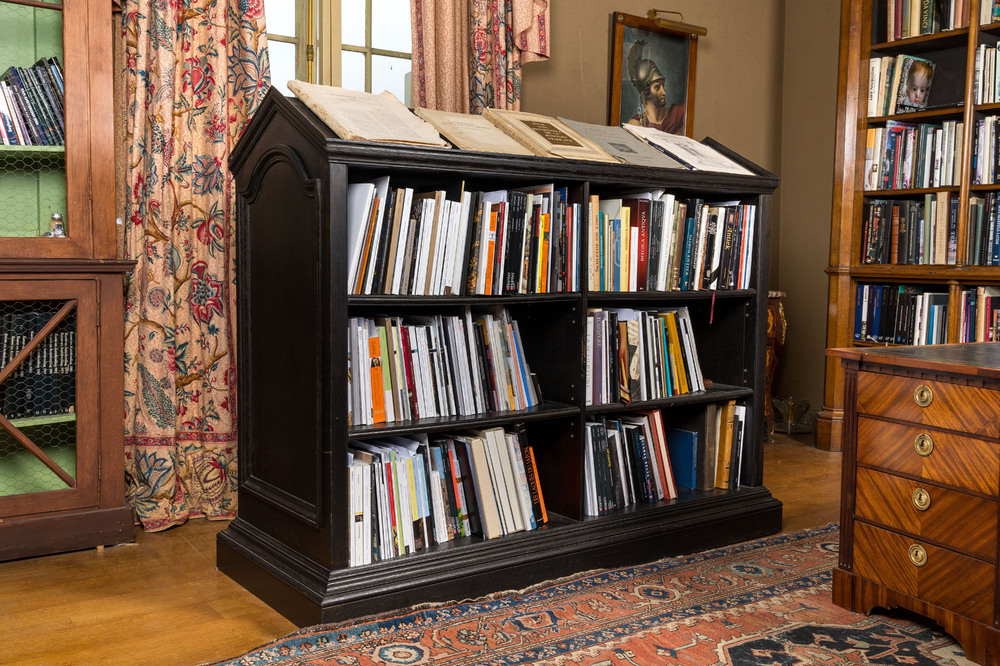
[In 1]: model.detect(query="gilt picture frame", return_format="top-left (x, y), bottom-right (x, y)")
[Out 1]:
top-left (609, 12), bottom-right (697, 137)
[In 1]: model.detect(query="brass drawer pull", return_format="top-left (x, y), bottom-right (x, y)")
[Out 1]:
top-left (912, 487), bottom-right (931, 511)
top-left (909, 543), bottom-right (928, 567)
top-left (914, 433), bottom-right (934, 456)
top-left (914, 384), bottom-right (933, 407)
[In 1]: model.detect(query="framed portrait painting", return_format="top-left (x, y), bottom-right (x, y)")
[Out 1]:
top-left (609, 12), bottom-right (697, 137)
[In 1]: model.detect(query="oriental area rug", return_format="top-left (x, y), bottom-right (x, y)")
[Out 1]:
top-left (205, 524), bottom-right (975, 665)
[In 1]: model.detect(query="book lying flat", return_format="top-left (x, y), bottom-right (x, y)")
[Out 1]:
top-left (481, 108), bottom-right (618, 162)
top-left (414, 107), bottom-right (534, 155)
top-left (621, 124), bottom-right (754, 176)
top-left (559, 117), bottom-right (683, 169)
top-left (287, 80), bottom-right (449, 148)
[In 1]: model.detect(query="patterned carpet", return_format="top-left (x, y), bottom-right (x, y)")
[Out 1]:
top-left (205, 524), bottom-right (975, 665)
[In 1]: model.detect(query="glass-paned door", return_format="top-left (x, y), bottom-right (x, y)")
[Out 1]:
top-left (0, 0), bottom-right (66, 238)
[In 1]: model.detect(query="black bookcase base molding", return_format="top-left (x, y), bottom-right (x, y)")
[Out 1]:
top-left (218, 487), bottom-right (782, 626)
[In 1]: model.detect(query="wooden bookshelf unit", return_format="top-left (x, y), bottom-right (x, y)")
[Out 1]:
top-left (822, 0), bottom-right (1000, 451)
top-left (0, 0), bottom-right (133, 561)
top-left (216, 89), bottom-right (782, 625)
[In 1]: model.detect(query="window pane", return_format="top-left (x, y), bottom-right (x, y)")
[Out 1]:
top-left (372, 54), bottom-right (410, 103)
top-left (341, 50), bottom-right (365, 92)
top-left (371, 0), bottom-right (411, 53)
top-left (269, 41), bottom-right (297, 95)
top-left (263, 0), bottom-right (296, 37)
top-left (342, 0), bottom-right (365, 47)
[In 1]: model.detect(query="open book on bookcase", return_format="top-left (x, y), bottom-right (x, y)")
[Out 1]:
top-left (218, 87), bottom-right (780, 625)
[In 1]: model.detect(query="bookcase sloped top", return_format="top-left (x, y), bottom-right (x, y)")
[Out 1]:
top-left (232, 90), bottom-right (778, 197)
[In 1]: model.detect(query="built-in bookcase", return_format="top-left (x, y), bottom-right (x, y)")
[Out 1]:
top-left (0, 0), bottom-right (133, 561)
top-left (216, 89), bottom-right (782, 626)
top-left (822, 0), bottom-right (1000, 450)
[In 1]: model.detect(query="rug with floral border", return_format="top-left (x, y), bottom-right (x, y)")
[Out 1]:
top-left (204, 524), bottom-right (976, 665)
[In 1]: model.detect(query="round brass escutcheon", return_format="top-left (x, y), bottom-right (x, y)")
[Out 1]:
top-left (909, 543), bottom-right (928, 567)
top-left (914, 384), bottom-right (933, 407)
top-left (914, 432), bottom-right (934, 457)
top-left (912, 487), bottom-right (931, 511)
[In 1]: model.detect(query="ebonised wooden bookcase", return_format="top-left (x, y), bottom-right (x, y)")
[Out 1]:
top-left (217, 88), bottom-right (783, 626)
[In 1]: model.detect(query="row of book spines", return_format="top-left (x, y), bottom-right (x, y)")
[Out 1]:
top-left (0, 59), bottom-right (65, 147)
top-left (1, 311), bottom-right (75, 419)
top-left (587, 197), bottom-right (755, 294)
top-left (347, 426), bottom-right (547, 566)
top-left (586, 307), bottom-right (703, 408)
top-left (884, 0), bottom-right (970, 42)
top-left (350, 182), bottom-right (577, 298)
top-left (972, 115), bottom-right (1000, 184)
top-left (853, 283), bottom-right (948, 345)
top-left (583, 401), bottom-right (746, 517)
top-left (348, 309), bottom-right (537, 428)
top-left (860, 196), bottom-right (958, 266)
top-left (863, 121), bottom-right (962, 192)
top-left (959, 286), bottom-right (1000, 340)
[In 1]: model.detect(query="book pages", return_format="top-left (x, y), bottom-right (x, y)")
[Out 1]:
top-left (414, 107), bottom-right (534, 155)
top-left (621, 124), bottom-right (754, 176)
top-left (287, 80), bottom-right (448, 147)
top-left (481, 108), bottom-right (618, 162)
top-left (559, 117), bottom-right (684, 169)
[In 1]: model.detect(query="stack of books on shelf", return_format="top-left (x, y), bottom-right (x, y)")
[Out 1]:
top-left (0, 307), bottom-right (75, 419)
top-left (867, 55), bottom-right (936, 117)
top-left (348, 177), bottom-right (580, 296)
top-left (582, 401), bottom-right (746, 517)
top-left (965, 195), bottom-right (1000, 265)
top-left (885, 1), bottom-right (969, 40)
top-left (588, 195), bottom-right (756, 293)
top-left (347, 424), bottom-right (547, 565)
top-left (959, 285), bottom-right (1000, 342)
top-left (0, 59), bottom-right (65, 147)
top-left (854, 284), bottom-right (948, 345)
top-left (863, 120), bottom-right (962, 191)
top-left (972, 116), bottom-right (1000, 184)
top-left (985, 1), bottom-right (1000, 25)
top-left (585, 305), bottom-right (704, 407)
top-left (348, 307), bottom-right (537, 427)
top-left (860, 196), bottom-right (958, 265)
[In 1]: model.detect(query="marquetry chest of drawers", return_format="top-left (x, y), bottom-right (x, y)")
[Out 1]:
top-left (829, 343), bottom-right (1000, 665)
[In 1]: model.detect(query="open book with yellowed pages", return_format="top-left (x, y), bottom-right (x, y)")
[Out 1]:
top-left (481, 108), bottom-right (618, 162)
top-left (620, 124), bottom-right (754, 176)
top-left (287, 80), bottom-right (449, 148)
top-left (413, 107), bottom-right (535, 155)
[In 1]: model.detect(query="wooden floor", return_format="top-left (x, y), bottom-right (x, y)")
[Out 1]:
top-left (0, 432), bottom-right (841, 666)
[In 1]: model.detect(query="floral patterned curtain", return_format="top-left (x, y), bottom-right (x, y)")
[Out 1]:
top-left (469, 0), bottom-right (549, 112)
top-left (413, 0), bottom-right (549, 113)
top-left (121, 0), bottom-right (269, 530)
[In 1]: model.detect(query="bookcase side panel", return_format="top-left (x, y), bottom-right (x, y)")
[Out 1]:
top-left (235, 122), bottom-right (334, 566)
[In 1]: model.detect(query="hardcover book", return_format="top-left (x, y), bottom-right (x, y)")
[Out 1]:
top-left (413, 107), bottom-right (534, 155)
top-left (481, 108), bottom-right (618, 162)
top-left (287, 80), bottom-right (449, 147)
top-left (893, 55), bottom-right (935, 114)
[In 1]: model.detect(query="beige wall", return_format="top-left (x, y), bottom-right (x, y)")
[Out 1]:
top-left (521, 0), bottom-right (839, 419)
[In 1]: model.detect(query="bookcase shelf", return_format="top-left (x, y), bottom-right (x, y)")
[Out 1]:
top-left (821, 0), bottom-right (1000, 450)
top-left (216, 89), bottom-right (782, 626)
top-left (0, 0), bottom-right (132, 561)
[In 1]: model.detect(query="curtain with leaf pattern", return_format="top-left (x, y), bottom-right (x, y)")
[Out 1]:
top-left (413, 0), bottom-right (549, 113)
top-left (121, 0), bottom-right (269, 530)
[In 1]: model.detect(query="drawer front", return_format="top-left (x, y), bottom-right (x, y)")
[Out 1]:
top-left (858, 417), bottom-right (1000, 495)
top-left (854, 522), bottom-right (995, 624)
top-left (855, 467), bottom-right (997, 560)
top-left (857, 372), bottom-right (1000, 437)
